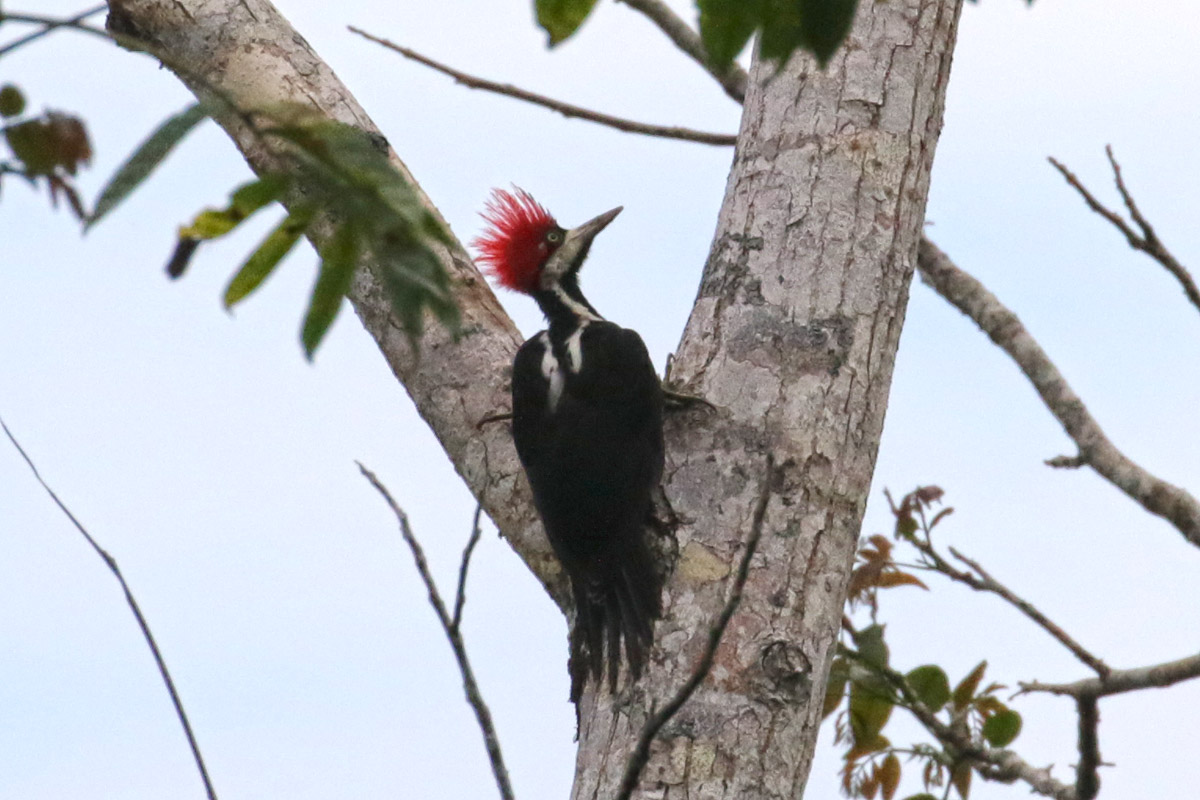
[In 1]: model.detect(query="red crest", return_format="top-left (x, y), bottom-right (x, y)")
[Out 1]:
top-left (473, 188), bottom-right (557, 294)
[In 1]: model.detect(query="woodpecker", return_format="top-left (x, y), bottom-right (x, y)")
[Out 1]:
top-left (474, 188), bottom-right (664, 701)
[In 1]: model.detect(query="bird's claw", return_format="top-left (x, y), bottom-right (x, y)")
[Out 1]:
top-left (476, 411), bottom-right (513, 430)
top-left (662, 387), bottom-right (717, 413)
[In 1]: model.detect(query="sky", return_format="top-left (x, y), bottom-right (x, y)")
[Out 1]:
top-left (2, 1), bottom-right (1199, 799)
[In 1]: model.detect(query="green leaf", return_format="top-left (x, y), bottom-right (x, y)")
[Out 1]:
top-left (953, 661), bottom-right (987, 711)
top-left (230, 174), bottom-right (290, 216)
top-left (799, 0), bottom-right (859, 68)
top-left (224, 206), bottom-right (313, 309)
top-left (88, 103), bottom-right (208, 230)
top-left (0, 84), bottom-right (25, 118)
top-left (902, 795), bottom-right (938, 800)
top-left (905, 665), bottom-right (951, 712)
top-left (301, 220), bottom-right (363, 358)
top-left (822, 657), bottom-right (849, 719)
top-left (536, 0), bottom-right (599, 46)
top-left (855, 624), bottom-right (889, 669)
top-left (697, 0), bottom-right (760, 68)
top-left (981, 709), bottom-right (1022, 747)
top-left (179, 208), bottom-right (243, 239)
top-left (757, 0), bottom-right (804, 65)
top-left (848, 674), bottom-right (893, 745)
top-left (4, 119), bottom-right (56, 175)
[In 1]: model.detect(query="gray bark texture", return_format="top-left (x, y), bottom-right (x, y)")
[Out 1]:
top-left (106, 0), bottom-right (962, 797)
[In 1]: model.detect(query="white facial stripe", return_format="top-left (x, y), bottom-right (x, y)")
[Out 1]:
top-left (551, 285), bottom-right (601, 323)
top-left (539, 332), bottom-right (565, 412)
top-left (565, 324), bottom-right (587, 374)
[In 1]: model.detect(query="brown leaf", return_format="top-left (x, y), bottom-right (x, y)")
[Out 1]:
top-left (914, 486), bottom-right (944, 506)
top-left (875, 571), bottom-right (929, 590)
top-left (951, 761), bottom-right (972, 798)
top-left (953, 661), bottom-right (987, 711)
top-left (879, 753), bottom-right (901, 800)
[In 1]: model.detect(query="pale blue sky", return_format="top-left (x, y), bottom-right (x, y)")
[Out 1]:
top-left (2, 1), bottom-right (1198, 798)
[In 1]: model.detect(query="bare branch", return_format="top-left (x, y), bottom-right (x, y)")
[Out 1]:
top-left (1049, 148), bottom-right (1200, 317)
top-left (1, 416), bottom-right (218, 800)
top-left (1020, 651), bottom-right (1200, 700)
top-left (0, 9), bottom-right (111, 53)
top-left (944, 546), bottom-right (1109, 677)
top-left (614, 454), bottom-right (775, 800)
top-left (358, 463), bottom-right (514, 800)
top-left (1075, 696), bottom-right (1100, 800)
top-left (916, 237), bottom-right (1200, 549)
top-left (614, 0), bottom-right (748, 103)
top-left (0, 4), bottom-right (107, 57)
top-left (452, 503), bottom-right (485, 633)
top-left (348, 27), bottom-right (737, 147)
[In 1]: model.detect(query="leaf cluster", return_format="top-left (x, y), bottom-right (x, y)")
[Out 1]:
top-left (87, 102), bottom-right (459, 358)
top-left (0, 83), bottom-right (91, 218)
top-left (535, 0), bottom-right (858, 69)
top-left (823, 489), bottom-right (1023, 800)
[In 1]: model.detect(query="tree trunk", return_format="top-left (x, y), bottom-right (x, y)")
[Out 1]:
top-left (572, 2), bottom-right (962, 797)
top-left (106, 0), bottom-right (961, 797)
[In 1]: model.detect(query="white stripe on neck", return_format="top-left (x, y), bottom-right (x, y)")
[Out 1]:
top-left (552, 284), bottom-right (602, 323)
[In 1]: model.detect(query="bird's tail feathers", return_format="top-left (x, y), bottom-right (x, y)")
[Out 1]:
top-left (568, 553), bottom-right (662, 703)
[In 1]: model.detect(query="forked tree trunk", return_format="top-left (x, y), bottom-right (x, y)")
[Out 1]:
top-left (107, 0), bottom-right (962, 797)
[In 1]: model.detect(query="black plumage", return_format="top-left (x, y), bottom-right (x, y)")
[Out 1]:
top-left (473, 190), bottom-right (665, 701)
top-left (512, 319), bottom-right (664, 700)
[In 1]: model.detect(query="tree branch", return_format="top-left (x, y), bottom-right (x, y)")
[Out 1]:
top-left (614, 455), bottom-right (775, 800)
top-left (948, 546), bottom-right (1109, 677)
top-left (452, 503), bottom-right (485, 633)
top-left (358, 464), bottom-right (514, 800)
top-left (108, 0), bottom-right (562, 608)
top-left (1049, 147), bottom-right (1200, 318)
top-left (348, 27), bottom-right (737, 147)
top-left (1, 416), bottom-right (217, 800)
top-left (0, 9), bottom-right (110, 53)
top-left (916, 237), bottom-right (1200, 549)
top-left (1020, 651), bottom-right (1200, 699)
top-left (0, 4), bottom-right (108, 57)
top-left (613, 0), bottom-right (748, 103)
top-left (842, 646), bottom-right (1077, 800)
top-left (899, 507), bottom-right (1110, 676)
top-left (1075, 696), bottom-right (1100, 800)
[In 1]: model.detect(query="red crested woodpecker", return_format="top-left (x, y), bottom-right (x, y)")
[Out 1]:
top-left (474, 188), bottom-right (664, 701)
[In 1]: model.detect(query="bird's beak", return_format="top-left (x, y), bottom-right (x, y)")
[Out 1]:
top-left (567, 206), bottom-right (623, 245)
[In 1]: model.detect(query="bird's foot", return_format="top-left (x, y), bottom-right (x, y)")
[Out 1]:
top-left (662, 386), bottom-right (717, 413)
top-left (476, 410), bottom-right (513, 430)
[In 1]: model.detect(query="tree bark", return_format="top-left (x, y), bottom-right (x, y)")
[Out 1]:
top-left (106, 0), bottom-right (962, 797)
top-left (574, 3), bottom-right (962, 797)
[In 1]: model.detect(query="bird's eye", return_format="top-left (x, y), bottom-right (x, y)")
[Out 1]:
top-left (546, 230), bottom-right (563, 244)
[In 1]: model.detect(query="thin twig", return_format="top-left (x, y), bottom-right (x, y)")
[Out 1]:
top-left (0, 10), bottom-right (111, 54)
top-left (1049, 148), bottom-right (1200, 318)
top-left (1075, 696), bottom-right (1100, 800)
top-left (916, 237), bottom-right (1200, 549)
top-left (1020, 651), bottom-right (1200, 699)
top-left (614, 0), bottom-right (748, 103)
top-left (452, 503), bottom-right (485, 632)
top-left (614, 454), bottom-right (775, 800)
top-left (0, 3), bottom-right (106, 57)
top-left (348, 27), bottom-right (736, 147)
top-left (1, 416), bottom-right (217, 800)
top-left (944, 547), bottom-right (1109, 677)
top-left (357, 463), bottom-right (514, 800)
